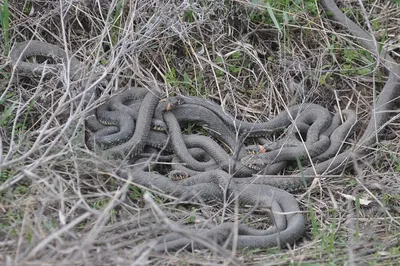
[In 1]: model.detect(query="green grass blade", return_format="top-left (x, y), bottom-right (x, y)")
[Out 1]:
top-left (1, 0), bottom-right (10, 55)
top-left (265, 2), bottom-right (283, 35)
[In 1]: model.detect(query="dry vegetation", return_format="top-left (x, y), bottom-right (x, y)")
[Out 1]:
top-left (1, 0), bottom-right (400, 265)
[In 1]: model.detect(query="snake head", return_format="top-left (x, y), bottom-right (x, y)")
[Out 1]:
top-left (245, 144), bottom-right (266, 155)
top-left (151, 119), bottom-right (167, 131)
top-left (241, 154), bottom-right (265, 171)
top-left (167, 96), bottom-right (185, 111)
top-left (168, 170), bottom-right (190, 181)
top-left (161, 96), bottom-right (184, 112)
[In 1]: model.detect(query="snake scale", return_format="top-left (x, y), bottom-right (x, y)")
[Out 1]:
top-left (9, 0), bottom-right (399, 253)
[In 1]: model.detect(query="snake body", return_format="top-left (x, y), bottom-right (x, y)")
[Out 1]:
top-left (10, 40), bottom-right (82, 80)
top-left (103, 90), bottom-right (162, 158)
top-left (9, 0), bottom-right (399, 254)
top-left (120, 165), bottom-right (305, 252)
top-left (179, 97), bottom-right (334, 137)
top-left (298, 0), bottom-right (400, 177)
top-left (164, 111), bottom-right (229, 171)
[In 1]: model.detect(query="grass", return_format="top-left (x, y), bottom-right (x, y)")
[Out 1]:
top-left (0, 0), bottom-right (400, 265)
top-left (0, 0), bottom-right (9, 55)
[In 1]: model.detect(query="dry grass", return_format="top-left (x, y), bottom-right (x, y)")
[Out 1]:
top-left (1, 0), bottom-right (400, 265)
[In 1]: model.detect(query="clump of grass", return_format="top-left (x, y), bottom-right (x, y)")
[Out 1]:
top-left (0, 0), bottom-right (399, 265)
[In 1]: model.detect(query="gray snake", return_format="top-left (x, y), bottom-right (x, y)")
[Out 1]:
top-left (9, 0), bottom-right (399, 253)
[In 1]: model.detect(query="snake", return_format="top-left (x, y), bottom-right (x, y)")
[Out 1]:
top-left (117, 162), bottom-right (305, 252)
top-left (9, 0), bottom-right (399, 254)
top-left (298, 0), bottom-right (400, 177)
top-left (9, 40), bottom-right (82, 80)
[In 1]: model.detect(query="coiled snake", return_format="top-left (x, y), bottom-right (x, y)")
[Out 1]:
top-left (10, 0), bottom-right (399, 253)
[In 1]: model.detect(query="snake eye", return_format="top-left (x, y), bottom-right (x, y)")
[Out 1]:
top-left (174, 96), bottom-right (184, 105)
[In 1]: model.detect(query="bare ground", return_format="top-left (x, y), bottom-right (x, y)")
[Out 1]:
top-left (1, 0), bottom-right (400, 265)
